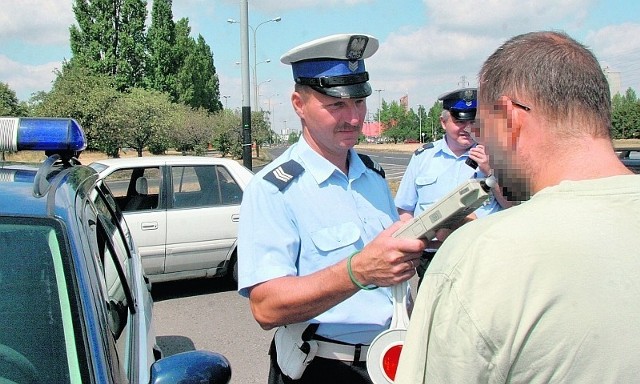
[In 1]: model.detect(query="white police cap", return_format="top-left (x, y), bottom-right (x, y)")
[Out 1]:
top-left (280, 34), bottom-right (379, 99)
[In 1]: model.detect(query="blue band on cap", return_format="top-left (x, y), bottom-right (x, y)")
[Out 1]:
top-left (292, 59), bottom-right (365, 80)
top-left (444, 99), bottom-right (477, 110)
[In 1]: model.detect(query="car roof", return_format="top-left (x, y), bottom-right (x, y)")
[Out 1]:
top-left (90, 155), bottom-right (255, 185)
top-left (0, 161), bottom-right (96, 218)
top-left (90, 155), bottom-right (244, 167)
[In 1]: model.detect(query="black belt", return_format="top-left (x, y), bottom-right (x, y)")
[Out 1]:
top-left (421, 250), bottom-right (437, 259)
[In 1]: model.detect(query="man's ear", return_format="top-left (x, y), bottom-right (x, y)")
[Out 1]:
top-left (291, 91), bottom-right (305, 119)
top-left (495, 96), bottom-right (523, 150)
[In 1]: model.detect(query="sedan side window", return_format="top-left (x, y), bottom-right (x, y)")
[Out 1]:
top-left (103, 168), bottom-right (161, 212)
top-left (172, 165), bottom-right (243, 208)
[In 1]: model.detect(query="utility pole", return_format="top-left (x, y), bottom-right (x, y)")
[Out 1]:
top-left (239, 0), bottom-right (251, 170)
top-left (375, 89), bottom-right (384, 133)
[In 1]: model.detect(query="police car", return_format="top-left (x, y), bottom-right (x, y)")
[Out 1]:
top-left (0, 117), bottom-right (231, 383)
top-left (616, 147), bottom-right (640, 174)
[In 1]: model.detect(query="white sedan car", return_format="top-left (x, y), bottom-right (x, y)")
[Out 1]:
top-left (90, 156), bottom-right (253, 284)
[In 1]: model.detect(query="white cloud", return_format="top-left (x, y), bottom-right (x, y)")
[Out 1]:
top-left (0, 0), bottom-right (74, 45)
top-left (0, 55), bottom-right (61, 99)
top-left (238, 0), bottom-right (373, 13)
top-left (424, 0), bottom-right (594, 36)
top-left (585, 23), bottom-right (640, 93)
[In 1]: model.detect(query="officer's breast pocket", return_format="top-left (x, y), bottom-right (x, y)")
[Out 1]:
top-left (309, 222), bottom-right (361, 255)
top-left (415, 175), bottom-right (439, 204)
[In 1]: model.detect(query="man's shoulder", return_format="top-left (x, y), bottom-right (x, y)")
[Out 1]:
top-left (262, 158), bottom-right (305, 191)
top-left (413, 141), bottom-right (438, 156)
top-left (358, 153), bottom-right (385, 178)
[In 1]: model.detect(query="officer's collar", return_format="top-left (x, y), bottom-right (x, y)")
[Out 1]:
top-left (440, 137), bottom-right (472, 159)
top-left (295, 136), bottom-right (365, 184)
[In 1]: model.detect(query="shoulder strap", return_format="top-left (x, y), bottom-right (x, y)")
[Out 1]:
top-left (263, 159), bottom-right (305, 191)
top-left (414, 142), bottom-right (434, 156)
top-left (358, 154), bottom-right (385, 179)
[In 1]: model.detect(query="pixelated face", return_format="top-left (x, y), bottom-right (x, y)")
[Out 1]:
top-left (293, 88), bottom-right (367, 156)
top-left (477, 100), bottom-right (532, 201)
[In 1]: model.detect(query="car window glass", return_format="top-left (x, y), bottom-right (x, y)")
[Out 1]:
top-left (217, 166), bottom-right (243, 205)
top-left (172, 165), bottom-right (243, 208)
top-left (172, 165), bottom-right (208, 208)
top-left (91, 194), bottom-right (136, 380)
top-left (0, 218), bottom-right (81, 383)
top-left (103, 167), bottom-right (160, 212)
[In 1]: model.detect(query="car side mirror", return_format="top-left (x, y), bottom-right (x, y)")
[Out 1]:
top-left (149, 350), bottom-right (231, 384)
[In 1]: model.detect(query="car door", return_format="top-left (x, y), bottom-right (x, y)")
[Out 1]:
top-left (164, 164), bottom-right (241, 274)
top-left (104, 166), bottom-right (167, 276)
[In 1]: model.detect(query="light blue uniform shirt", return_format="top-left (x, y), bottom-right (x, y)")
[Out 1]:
top-left (238, 136), bottom-right (398, 344)
top-left (395, 138), bottom-right (501, 218)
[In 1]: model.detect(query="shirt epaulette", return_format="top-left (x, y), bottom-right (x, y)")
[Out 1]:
top-left (358, 154), bottom-right (385, 179)
top-left (263, 159), bottom-right (305, 191)
top-left (414, 142), bottom-right (435, 156)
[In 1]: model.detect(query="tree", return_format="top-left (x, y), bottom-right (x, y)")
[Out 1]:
top-left (379, 100), bottom-right (414, 143)
top-left (611, 88), bottom-right (640, 139)
top-left (170, 105), bottom-right (214, 155)
top-left (146, 0), bottom-right (178, 99)
top-left (117, 0), bottom-right (148, 89)
top-left (426, 101), bottom-right (443, 142)
top-left (32, 64), bottom-right (120, 153)
top-left (211, 109), bottom-right (242, 158)
top-left (287, 131), bottom-right (299, 144)
top-left (0, 82), bottom-right (27, 116)
top-left (70, 0), bottom-right (147, 90)
top-left (251, 110), bottom-right (271, 158)
top-left (103, 88), bottom-right (174, 157)
top-left (174, 19), bottom-right (222, 113)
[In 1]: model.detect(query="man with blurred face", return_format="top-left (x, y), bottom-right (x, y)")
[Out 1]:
top-left (395, 88), bottom-right (508, 287)
top-left (237, 34), bottom-right (427, 384)
top-left (395, 30), bottom-right (640, 383)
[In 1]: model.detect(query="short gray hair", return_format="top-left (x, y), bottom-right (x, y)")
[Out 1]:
top-left (478, 31), bottom-right (611, 138)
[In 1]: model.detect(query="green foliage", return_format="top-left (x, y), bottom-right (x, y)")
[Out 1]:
top-left (378, 100), bottom-right (415, 143)
top-left (70, 0), bottom-right (147, 91)
top-left (426, 101), bottom-right (444, 142)
top-left (211, 109), bottom-right (242, 158)
top-left (611, 88), bottom-right (640, 139)
top-left (103, 88), bottom-right (174, 157)
top-left (0, 82), bottom-right (27, 116)
top-left (32, 64), bottom-right (121, 153)
top-left (287, 131), bottom-right (300, 144)
top-left (174, 24), bottom-right (223, 113)
top-left (170, 105), bottom-right (214, 155)
top-left (251, 110), bottom-right (271, 157)
top-left (146, 0), bottom-right (178, 99)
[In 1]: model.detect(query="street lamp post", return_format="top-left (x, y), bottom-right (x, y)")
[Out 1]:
top-left (228, 16), bottom-right (282, 110)
top-left (418, 104), bottom-right (423, 143)
top-left (222, 95), bottom-right (231, 109)
top-left (256, 79), bottom-right (272, 110)
top-left (375, 89), bottom-right (384, 137)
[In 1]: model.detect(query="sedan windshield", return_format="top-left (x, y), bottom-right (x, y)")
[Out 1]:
top-left (0, 217), bottom-right (81, 383)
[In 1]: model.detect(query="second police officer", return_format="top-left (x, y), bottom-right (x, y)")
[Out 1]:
top-left (395, 88), bottom-right (511, 287)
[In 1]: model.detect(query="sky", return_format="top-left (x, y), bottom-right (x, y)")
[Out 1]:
top-left (2, 0), bottom-right (640, 134)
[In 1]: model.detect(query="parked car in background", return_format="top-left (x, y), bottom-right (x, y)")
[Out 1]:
top-left (89, 156), bottom-right (253, 285)
top-left (0, 117), bottom-right (231, 383)
top-left (616, 147), bottom-right (640, 174)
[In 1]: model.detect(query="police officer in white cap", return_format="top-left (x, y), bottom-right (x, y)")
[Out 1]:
top-left (237, 34), bottom-right (427, 383)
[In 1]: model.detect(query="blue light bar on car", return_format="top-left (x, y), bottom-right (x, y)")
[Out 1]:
top-left (0, 169), bottom-right (36, 183)
top-left (0, 117), bottom-right (87, 153)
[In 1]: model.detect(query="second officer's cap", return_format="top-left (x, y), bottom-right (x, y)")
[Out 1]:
top-left (438, 88), bottom-right (477, 121)
top-left (280, 34), bottom-right (379, 99)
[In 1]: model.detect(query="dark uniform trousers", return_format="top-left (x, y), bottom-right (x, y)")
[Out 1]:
top-left (416, 251), bottom-right (437, 288)
top-left (267, 338), bottom-right (372, 384)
